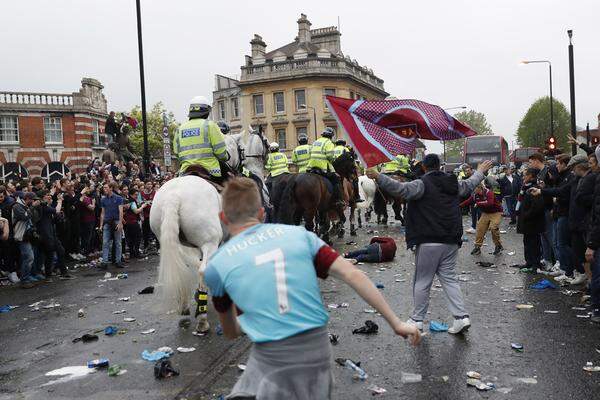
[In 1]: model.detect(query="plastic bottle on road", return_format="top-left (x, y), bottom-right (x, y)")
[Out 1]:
top-left (344, 359), bottom-right (368, 380)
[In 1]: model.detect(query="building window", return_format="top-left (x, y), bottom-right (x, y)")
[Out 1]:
top-left (295, 89), bottom-right (306, 111)
top-left (296, 126), bottom-right (307, 140)
top-left (276, 128), bottom-right (287, 150)
top-left (231, 98), bottom-right (239, 118)
top-left (324, 88), bottom-right (336, 109)
top-left (0, 116), bottom-right (19, 143)
top-left (218, 100), bottom-right (226, 120)
top-left (92, 119), bottom-right (100, 146)
top-left (350, 90), bottom-right (355, 99)
top-left (253, 94), bottom-right (264, 115)
top-left (44, 117), bottom-right (63, 144)
top-left (273, 92), bottom-right (285, 113)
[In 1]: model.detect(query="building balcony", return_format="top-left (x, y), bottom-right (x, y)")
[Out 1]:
top-left (240, 57), bottom-right (386, 94)
top-left (0, 92), bottom-right (74, 112)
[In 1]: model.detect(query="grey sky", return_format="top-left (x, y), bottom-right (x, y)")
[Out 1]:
top-left (3, 0), bottom-right (599, 154)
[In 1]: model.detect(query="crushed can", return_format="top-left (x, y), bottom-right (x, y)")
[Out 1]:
top-left (87, 358), bottom-right (109, 369)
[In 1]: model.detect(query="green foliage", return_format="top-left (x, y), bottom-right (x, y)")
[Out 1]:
top-left (516, 96), bottom-right (570, 150)
top-left (124, 102), bottom-right (180, 159)
top-left (444, 110), bottom-right (493, 161)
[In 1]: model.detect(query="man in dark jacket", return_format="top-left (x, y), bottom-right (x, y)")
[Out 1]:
top-left (367, 155), bottom-right (492, 334)
top-left (498, 166), bottom-right (522, 224)
top-left (105, 111), bottom-right (119, 143)
top-left (32, 191), bottom-right (71, 279)
top-left (586, 146), bottom-right (600, 323)
top-left (517, 168), bottom-right (546, 270)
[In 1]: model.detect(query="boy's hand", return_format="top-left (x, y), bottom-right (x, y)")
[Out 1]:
top-left (393, 321), bottom-right (421, 346)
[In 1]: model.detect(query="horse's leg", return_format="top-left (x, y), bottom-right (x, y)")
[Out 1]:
top-left (304, 209), bottom-right (316, 233)
top-left (195, 241), bottom-right (218, 334)
top-left (320, 212), bottom-right (332, 245)
top-left (350, 206), bottom-right (358, 236)
top-left (357, 209), bottom-right (363, 228)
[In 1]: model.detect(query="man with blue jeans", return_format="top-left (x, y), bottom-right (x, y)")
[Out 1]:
top-left (99, 182), bottom-right (124, 269)
top-left (13, 192), bottom-right (43, 288)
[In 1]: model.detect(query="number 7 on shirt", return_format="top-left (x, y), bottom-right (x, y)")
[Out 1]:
top-left (255, 248), bottom-right (290, 314)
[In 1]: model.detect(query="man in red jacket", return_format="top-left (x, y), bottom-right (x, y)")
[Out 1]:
top-left (460, 182), bottom-right (504, 256)
top-left (343, 236), bottom-right (397, 263)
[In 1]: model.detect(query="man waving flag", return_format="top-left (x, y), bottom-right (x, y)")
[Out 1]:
top-left (325, 96), bottom-right (478, 167)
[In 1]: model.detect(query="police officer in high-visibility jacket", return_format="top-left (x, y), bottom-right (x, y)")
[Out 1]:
top-left (307, 127), bottom-right (344, 208)
top-left (382, 154), bottom-right (410, 175)
top-left (333, 139), bottom-right (349, 160)
top-left (265, 142), bottom-right (289, 193)
top-left (291, 134), bottom-right (310, 173)
top-left (173, 96), bottom-right (229, 183)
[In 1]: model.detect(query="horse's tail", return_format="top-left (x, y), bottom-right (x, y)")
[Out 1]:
top-left (278, 175), bottom-right (297, 224)
top-left (157, 193), bottom-right (195, 313)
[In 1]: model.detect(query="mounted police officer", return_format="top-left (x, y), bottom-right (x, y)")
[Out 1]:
top-left (307, 127), bottom-right (344, 208)
top-left (173, 96), bottom-right (229, 184)
top-left (382, 154), bottom-right (410, 177)
top-left (291, 134), bottom-right (310, 173)
top-left (333, 139), bottom-right (349, 160)
top-left (265, 142), bottom-right (289, 193)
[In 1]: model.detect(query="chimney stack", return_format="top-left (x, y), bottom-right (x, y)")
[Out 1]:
top-left (250, 34), bottom-right (266, 58)
top-left (297, 13), bottom-right (312, 43)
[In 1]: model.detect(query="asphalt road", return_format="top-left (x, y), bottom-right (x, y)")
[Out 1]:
top-left (1, 215), bottom-right (600, 399)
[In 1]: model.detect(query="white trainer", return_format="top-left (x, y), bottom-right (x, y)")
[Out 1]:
top-left (553, 261), bottom-right (561, 270)
top-left (569, 272), bottom-right (587, 285)
top-left (406, 318), bottom-right (423, 331)
top-left (465, 228), bottom-right (476, 234)
top-left (8, 272), bottom-right (20, 283)
top-left (448, 317), bottom-right (471, 334)
top-left (554, 274), bottom-right (572, 283)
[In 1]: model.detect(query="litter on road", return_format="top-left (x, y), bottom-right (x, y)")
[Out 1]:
top-left (118, 297), bottom-right (131, 302)
top-left (87, 358), bottom-right (109, 369)
top-left (337, 358), bottom-right (368, 380)
top-left (123, 317), bottom-right (136, 322)
top-left (516, 304), bottom-right (534, 310)
top-left (466, 371), bottom-right (481, 379)
top-left (517, 377), bottom-right (538, 384)
top-left (429, 321), bottom-right (448, 332)
top-left (141, 328), bottom-right (156, 334)
top-left (237, 364), bottom-right (246, 371)
top-left (352, 320), bottom-right (379, 334)
top-left (77, 308), bottom-right (85, 318)
top-left (138, 286), bottom-right (154, 294)
top-left (530, 279), bottom-right (557, 290)
top-left (328, 303), bottom-right (349, 309)
top-left (401, 372), bottom-right (422, 383)
top-left (142, 348), bottom-right (173, 362)
top-left (583, 362), bottom-right (600, 372)
top-left (544, 310), bottom-right (559, 314)
top-left (113, 309), bottom-right (127, 314)
top-left (328, 333), bottom-right (339, 345)
top-left (72, 334), bottom-right (99, 343)
top-left (108, 364), bottom-right (126, 377)
top-left (467, 378), bottom-right (495, 391)
top-left (176, 347), bottom-right (196, 353)
top-left (104, 326), bottom-right (118, 336)
top-left (154, 360), bottom-right (179, 379)
top-left (511, 343), bottom-right (524, 352)
top-left (367, 384), bottom-right (387, 395)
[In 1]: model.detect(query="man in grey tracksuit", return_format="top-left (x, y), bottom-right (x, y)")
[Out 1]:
top-left (367, 154), bottom-right (492, 334)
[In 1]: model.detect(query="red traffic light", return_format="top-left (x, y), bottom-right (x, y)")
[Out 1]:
top-left (549, 143), bottom-right (556, 150)
top-left (548, 136), bottom-right (556, 144)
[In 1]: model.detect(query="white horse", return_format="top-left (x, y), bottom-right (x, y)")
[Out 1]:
top-left (150, 134), bottom-right (241, 333)
top-left (357, 175), bottom-right (377, 225)
top-left (239, 126), bottom-right (268, 180)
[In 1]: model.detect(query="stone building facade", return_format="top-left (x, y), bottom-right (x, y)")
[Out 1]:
top-left (213, 14), bottom-right (389, 156)
top-left (0, 78), bottom-right (109, 180)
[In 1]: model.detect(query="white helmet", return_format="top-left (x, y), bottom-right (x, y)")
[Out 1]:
top-left (189, 96), bottom-right (211, 113)
top-left (269, 142), bottom-right (280, 151)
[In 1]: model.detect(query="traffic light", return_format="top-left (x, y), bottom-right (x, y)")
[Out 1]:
top-left (592, 136), bottom-right (599, 146)
top-left (547, 136), bottom-right (556, 151)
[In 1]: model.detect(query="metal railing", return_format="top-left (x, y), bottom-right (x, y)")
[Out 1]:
top-left (0, 92), bottom-right (74, 107)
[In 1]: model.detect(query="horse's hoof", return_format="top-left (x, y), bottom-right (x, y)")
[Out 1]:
top-left (196, 319), bottom-right (210, 334)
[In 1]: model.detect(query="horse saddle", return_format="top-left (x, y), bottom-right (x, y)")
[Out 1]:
top-left (182, 165), bottom-right (224, 192)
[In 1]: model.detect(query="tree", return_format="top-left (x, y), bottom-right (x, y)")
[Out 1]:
top-left (125, 102), bottom-right (180, 159)
top-left (444, 110), bottom-right (493, 161)
top-left (516, 96), bottom-right (570, 150)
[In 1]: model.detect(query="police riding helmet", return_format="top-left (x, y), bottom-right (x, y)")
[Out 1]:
top-left (188, 96), bottom-right (211, 119)
top-left (269, 142), bottom-right (280, 152)
top-left (335, 139), bottom-right (346, 146)
top-left (298, 134), bottom-right (308, 145)
top-left (321, 127), bottom-right (335, 138)
top-left (217, 120), bottom-right (230, 134)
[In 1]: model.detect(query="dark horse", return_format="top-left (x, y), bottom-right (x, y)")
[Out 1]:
top-left (277, 152), bottom-right (356, 244)
top-left (373, 173), bottom-right (409, 225)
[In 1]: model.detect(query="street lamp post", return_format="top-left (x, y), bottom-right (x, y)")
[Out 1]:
top-left (301, 104), bottom-right (318, 141)
top-left (442, 106), bottom-right (467, 163)
top-left (567, 30), bottom-right (577, 156)
top-left (520, 60), bottom-right (553, 146)
top-left (135, 0), bottom-right (150, 174)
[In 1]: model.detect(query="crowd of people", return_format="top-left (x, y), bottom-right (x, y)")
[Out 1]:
top-left (0, 158), bottom-right (167, 289)
top-left (456, 142), bottom-right (600, 321)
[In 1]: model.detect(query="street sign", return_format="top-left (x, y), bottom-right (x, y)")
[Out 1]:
top-left (162, 113), bottom-right (172, 167)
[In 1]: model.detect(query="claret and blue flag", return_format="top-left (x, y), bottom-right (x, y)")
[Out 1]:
top-left (325, 96), bottom-right (478, 167)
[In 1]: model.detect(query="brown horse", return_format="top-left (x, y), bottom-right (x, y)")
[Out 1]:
top-left (278, 152), bottom-right (356, 244)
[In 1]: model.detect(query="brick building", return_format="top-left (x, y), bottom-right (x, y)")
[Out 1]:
top-left (0, 78), bottom-right (109, 180)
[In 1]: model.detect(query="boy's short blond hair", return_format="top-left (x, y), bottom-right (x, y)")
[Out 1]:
top-left (222, 177), bottom-right (261, 224)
